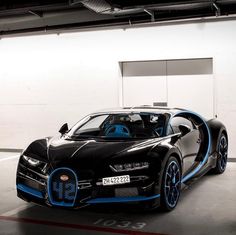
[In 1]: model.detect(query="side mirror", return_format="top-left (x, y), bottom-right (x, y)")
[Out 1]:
top-left (179, 124), bottom-right (191, 137)
top-left (59, 123), bottom-right (69, 135)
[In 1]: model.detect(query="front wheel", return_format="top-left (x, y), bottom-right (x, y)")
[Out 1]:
top-left (213, 133), bottom-right (228, 174)
top-left (160, 156), bottom-right (181, 211)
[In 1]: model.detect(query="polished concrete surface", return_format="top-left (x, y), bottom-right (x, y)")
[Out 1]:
top-left (0, 152), bottom-right (235, 235)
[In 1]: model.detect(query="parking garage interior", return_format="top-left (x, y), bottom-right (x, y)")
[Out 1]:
top-left (0, 1), bottom-right (236, 235)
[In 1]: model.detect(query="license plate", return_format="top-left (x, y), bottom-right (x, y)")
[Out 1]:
top-left (102, 175), bottom-right (130, 186)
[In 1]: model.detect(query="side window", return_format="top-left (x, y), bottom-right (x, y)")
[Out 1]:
top-left (166, 124), bottom-right (174, 135)
top-left (168, 116), bottom-right (194, 134)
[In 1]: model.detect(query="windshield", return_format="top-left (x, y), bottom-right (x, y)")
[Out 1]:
top-left (68, 112), bottom-right (166, 140)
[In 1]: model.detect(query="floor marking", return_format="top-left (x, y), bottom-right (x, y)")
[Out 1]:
top-left (0, 216), bottom-right (168, 235)
top-left (1, 204), bottom-right (34, 217)
top-left (0, 155), bottom-right (19, 162)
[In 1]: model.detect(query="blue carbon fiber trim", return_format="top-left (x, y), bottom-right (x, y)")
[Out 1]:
top-left (47, 167), bottom-right (78, 207)
top-left (169, 110), bottom-right (211, 183)
top-left (86, 194), bottom-right (160, 204)
top-left (17, 183), bottom-right (44, 199)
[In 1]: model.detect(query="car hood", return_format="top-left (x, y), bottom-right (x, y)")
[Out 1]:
top-left (48, 137), bottom-right (135, 162)
top-left (24, 135), bottom-right (171, 169)
top-left (48, 136), bottom-right (162, 162)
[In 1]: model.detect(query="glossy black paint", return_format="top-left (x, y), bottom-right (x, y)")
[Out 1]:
top-left (207, 118), bottom-right (228, 155)
top-left (16, 107), bottom-right (227, 210)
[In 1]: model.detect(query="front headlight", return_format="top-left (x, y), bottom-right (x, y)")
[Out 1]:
top-left (22, 155), bottom-right (41, 167)
top-left (110, 162), bottom-right (149, 172)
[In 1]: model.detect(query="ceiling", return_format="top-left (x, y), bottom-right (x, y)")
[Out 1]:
top-left (1, 0), bottom-right (236, 36)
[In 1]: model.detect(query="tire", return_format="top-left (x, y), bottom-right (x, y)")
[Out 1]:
top-left (160, 156), bottom-right (181, 212)
top-left (213, 133), bottom-right (228, 174)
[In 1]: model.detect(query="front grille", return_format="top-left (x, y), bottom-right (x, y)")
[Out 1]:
top-left (78, 180), bottom-right (92, 189)
top-left (18, 163), bottom-right (47, 184)
top-left (48, 168), bottom-right (78, 207)
top-left (115, 187), bottom-right (138, 197)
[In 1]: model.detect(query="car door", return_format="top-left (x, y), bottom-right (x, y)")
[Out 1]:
top-left (169, 116), bottom-right (201, 175)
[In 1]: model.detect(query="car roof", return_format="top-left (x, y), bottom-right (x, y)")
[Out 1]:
top-left (91, 106), bottom-right (187, 116)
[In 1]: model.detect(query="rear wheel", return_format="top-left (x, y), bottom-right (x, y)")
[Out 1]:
top-left (160, 156), bottom-right (181, 211)
top-left (213, 133), bottom-right (228, 174)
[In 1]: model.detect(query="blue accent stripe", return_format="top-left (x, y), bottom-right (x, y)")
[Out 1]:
top-left (87, 194), bottom-right (160, 204)
top-left (17, 184), bottom-right (44, 199)
top-left (169, 110), bottom-right (211, 183)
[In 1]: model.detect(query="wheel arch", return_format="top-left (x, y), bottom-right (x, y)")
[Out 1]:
top-left (156, 147), bottom-right (183, 186)
top-left (207, 119), bottom-right (227, 154)
top-left (170, 152), bottom-right (182, 173)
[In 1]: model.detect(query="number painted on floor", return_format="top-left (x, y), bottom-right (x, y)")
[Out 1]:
top-left (103, 220), bottom-right (117, 226)
top-left (93, 218), bottom-right (147, 230)
top-left (132, 222), bottom-right (147, 229)
top-left (116, 220), bottom-right (131, 228)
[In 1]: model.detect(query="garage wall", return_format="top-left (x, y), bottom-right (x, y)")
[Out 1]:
top-left (0, 19), bottom-right (236, 158)
top-left (122, 59), bottom-right (214, 119)
top-left (0, 33), bottom-right (121, 148)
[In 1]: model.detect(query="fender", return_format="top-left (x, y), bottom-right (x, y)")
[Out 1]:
top-left (23, 138), bottom-right (52, 162)
top-left (150, 136), bottom-right (182, 185)
top-left (207, 119), bottom-right (227, 155)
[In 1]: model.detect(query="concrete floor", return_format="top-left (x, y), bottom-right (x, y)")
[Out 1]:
top-left (0, 152), bottom-right (235, 235)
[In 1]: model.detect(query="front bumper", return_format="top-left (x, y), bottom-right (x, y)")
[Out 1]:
top-left (16, 163), bottom-right (160, 208)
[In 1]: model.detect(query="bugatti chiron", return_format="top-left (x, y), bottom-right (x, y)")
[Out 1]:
top-left (16, 107), bottom-right (228, 211)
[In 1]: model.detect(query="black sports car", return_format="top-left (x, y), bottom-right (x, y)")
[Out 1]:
top-left (16, 107), bottom-right (228, 211)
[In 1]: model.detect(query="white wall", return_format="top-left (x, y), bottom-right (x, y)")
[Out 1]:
top-left (0, 19), bottom-right (236, 157)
